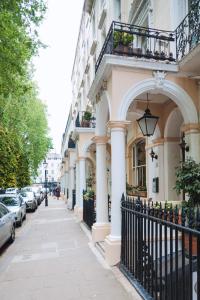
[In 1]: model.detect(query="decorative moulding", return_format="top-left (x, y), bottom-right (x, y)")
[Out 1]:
top-left (90, 40), bottom-right (97, 56)
top-left (85, 62), bottom-right (90, 74)
top-left (98, 8), bottom-right (107, 30)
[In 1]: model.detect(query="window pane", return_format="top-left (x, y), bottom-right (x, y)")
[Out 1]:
top-left (137, 141), bottom-right (146, 166)
top-left (133, 146), bottom-right (136, 167)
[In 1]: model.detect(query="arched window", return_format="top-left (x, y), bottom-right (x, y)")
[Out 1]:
top-left (132, 140), bottom-right (146, 187)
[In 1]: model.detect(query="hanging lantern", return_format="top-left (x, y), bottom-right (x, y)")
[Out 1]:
top-left (136, 94), bottom-right (159, 137)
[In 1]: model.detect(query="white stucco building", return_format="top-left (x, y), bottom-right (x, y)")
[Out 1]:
top-left (35, 152), bottom-right (61, 184)
top-left (60, 3), bottom-right (200, 295)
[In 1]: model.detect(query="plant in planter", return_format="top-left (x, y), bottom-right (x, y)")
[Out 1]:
top-left (175, 158), bottom-right (200, 256)
top-left (81, 111), bottom-right (92, 127)
top-left (175, 158), bottom-right (200, 208)
top-left (83, 189), bottom-right (95, 201)
top-left (126, 183), bottom-right (147, 197)
top-left (113, 31), bottom-right (134, 54)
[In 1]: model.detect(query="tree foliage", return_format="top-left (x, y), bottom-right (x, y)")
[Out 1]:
top-left (0, 0), bottom-right (51, 188)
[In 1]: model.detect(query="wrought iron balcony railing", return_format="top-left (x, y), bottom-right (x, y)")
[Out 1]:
top-left (95, 21), bottom-right (175, 73)
top-left (176, 0), bottom-right (200, 61)
top-left (75, 111), bottom-right (96, 128)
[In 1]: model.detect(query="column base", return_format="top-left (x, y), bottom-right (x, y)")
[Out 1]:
top-left (92, 223), bottom-right (111, 243)
top-left (104, 235), bottom-right (121, 266)
top-left (74, 205), bottom-right (79, 216)
top-left (67, 198), bottom-right (73, 210)
top-left (76, 207), bottom-right (83, 222)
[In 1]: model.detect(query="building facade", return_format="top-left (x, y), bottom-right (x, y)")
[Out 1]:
top-left (60, 0), bottom-right (200, 276)
top-left (35, 152), bottom-right (61, 185)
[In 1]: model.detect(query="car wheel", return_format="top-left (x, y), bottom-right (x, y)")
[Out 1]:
top-left (18, 216), bottom-right (22, 227)
top-left (24, 214), bottom-right (26, 220)
top-left (33, 203), bottom-right (36, 212)
top-left (9, 225), bottom-right (15, 243)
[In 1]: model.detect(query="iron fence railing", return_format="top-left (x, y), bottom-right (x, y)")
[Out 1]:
top-left (72, 189), bottom-right (76, 210)
top-left (95, 21), bottom-right (175, 73)
top-left (75, 111), bottom-right (96, 128)
top-left (120, 195), bottom-right (200, 300)
top-left (108, 194), bottom-right (111, 222)
top-left (176, 0), bottom-right (200, 61)
top-left (83, 190), bottom-right (96, 229)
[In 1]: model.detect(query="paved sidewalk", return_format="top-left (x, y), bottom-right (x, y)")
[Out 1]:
top-left (0, 197), bottom-right (135, 300)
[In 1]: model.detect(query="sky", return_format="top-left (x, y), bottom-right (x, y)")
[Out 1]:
top-left (33, 0), bottom-right (84, 153)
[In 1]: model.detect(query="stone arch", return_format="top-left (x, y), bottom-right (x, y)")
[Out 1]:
top-left (81, 140), bottom-right (94, 157)
top-left (164, 107), bottom-right (184, 138)
top-left (118, 78), bottom-right (198, 124)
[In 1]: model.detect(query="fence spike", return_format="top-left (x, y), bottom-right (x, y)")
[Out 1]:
top-left (169, 203), bottom-right (173, 222)
top-left (188, 208), bottom-right (194, 228)
top-left (181, 207), bottom-right (186, 226)
top-left (164, 206), bottom-right (168, 221)
top-left (175, 205), bottom-right (179, 224)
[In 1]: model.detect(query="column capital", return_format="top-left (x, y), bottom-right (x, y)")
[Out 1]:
top-left (146, 138), bottom-right (164, 150)
top-left (78, 156), bottom-right (86, 161)
top-left (107, 120), bottom-right (131, 130)
top-left (92, 136), bottom-right (109, 144)
top-left (181, 123), bottom-right (200, 134)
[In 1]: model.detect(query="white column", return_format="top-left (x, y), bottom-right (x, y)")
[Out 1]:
top-left (110, 123), bottom-right (126, 238)
top-left (79, 157), bottom-right (86, 208)
top-left (92, 136), bottom-right (110, 242)
top-left (75, 161), bottom-right (79, 207)
top-left (104, 121), bottom-right (128, 266)
top-left (68, 166), bottom-right (74, 209)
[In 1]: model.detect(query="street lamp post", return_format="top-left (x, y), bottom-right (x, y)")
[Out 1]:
top-left (43, 159), bottom-right (48, 207)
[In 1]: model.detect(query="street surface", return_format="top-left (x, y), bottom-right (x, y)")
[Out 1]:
top-left (0, 197), bottom-right (133, 300)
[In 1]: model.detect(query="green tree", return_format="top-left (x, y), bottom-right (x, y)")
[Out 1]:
top-left (0, 1), bottom-right (51, 188)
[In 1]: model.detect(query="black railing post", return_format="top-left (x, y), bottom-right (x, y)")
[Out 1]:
top-left (72, 189), bottom-right (76, 210)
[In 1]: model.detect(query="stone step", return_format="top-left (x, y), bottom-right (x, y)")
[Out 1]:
top-left (95, 241), bottom-right (105, 258)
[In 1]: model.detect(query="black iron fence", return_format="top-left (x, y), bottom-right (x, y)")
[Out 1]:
top-left (108, 194), bottom-right (111, 222)
top-left (75, 111), bottom-right (96, 128)
top-left (83, 190), bottom-right (96, 229)
top-left (72, 189), bottom-right (76, 210)
top-left (95, 21), bottom-right (175, 73)
top-left (121, 195), bottom-right (200, 300)
top-left (176, 0), bottom-right (200, 61)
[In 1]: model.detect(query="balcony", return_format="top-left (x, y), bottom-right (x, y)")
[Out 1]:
top-left (175, 0), bottom-right (200, 74)
top-left (95, 21), bottom-right (175, 73)
top-left (75, 111), bottom-right (96, 128)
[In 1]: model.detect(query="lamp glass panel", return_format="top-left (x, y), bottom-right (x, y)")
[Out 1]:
top-left (146, 117), bottom-right (158, 136)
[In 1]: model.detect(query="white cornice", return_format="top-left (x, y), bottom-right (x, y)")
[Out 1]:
top-left (88, 55), bottom-right (179, 102)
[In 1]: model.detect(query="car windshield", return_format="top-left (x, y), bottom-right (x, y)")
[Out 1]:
top-left (20, 192), bottom-right (27, 197)
top-left (0, 197), bottom-right (19, 206)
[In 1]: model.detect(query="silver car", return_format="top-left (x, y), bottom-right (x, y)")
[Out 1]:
top-left (20, 191), bottom-right (37, 212)
top-left (0, 195), bottom-right (26, 226)
top-left (0, 202), bottom-right (15, 248)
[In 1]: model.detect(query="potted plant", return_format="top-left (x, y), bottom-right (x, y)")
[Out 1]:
top-left (175, 158), bottom-right (200, 208)
top-left (83, 189), bottom-right (95, 201)
top-left (81, 111), bottom-right (92, 127)
top-left (113, 31), bottom-right (134, 54)
top-left (175, 158), bottom-right (200, 256)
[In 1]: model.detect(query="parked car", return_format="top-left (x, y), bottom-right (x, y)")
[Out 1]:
top-left (19, 191), bottom-right (37, 212)
top-left (31, 187), bottom-right (42, 205)
top-left (0, 194), bottom-right (26, 226)
top-left (0, 202), bottom-right (15, 248)
top-left (5, 188), bottom-right (18, 194)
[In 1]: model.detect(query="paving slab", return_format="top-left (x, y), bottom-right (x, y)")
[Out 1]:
top-left (0, 197), bottom-right (136, 300)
